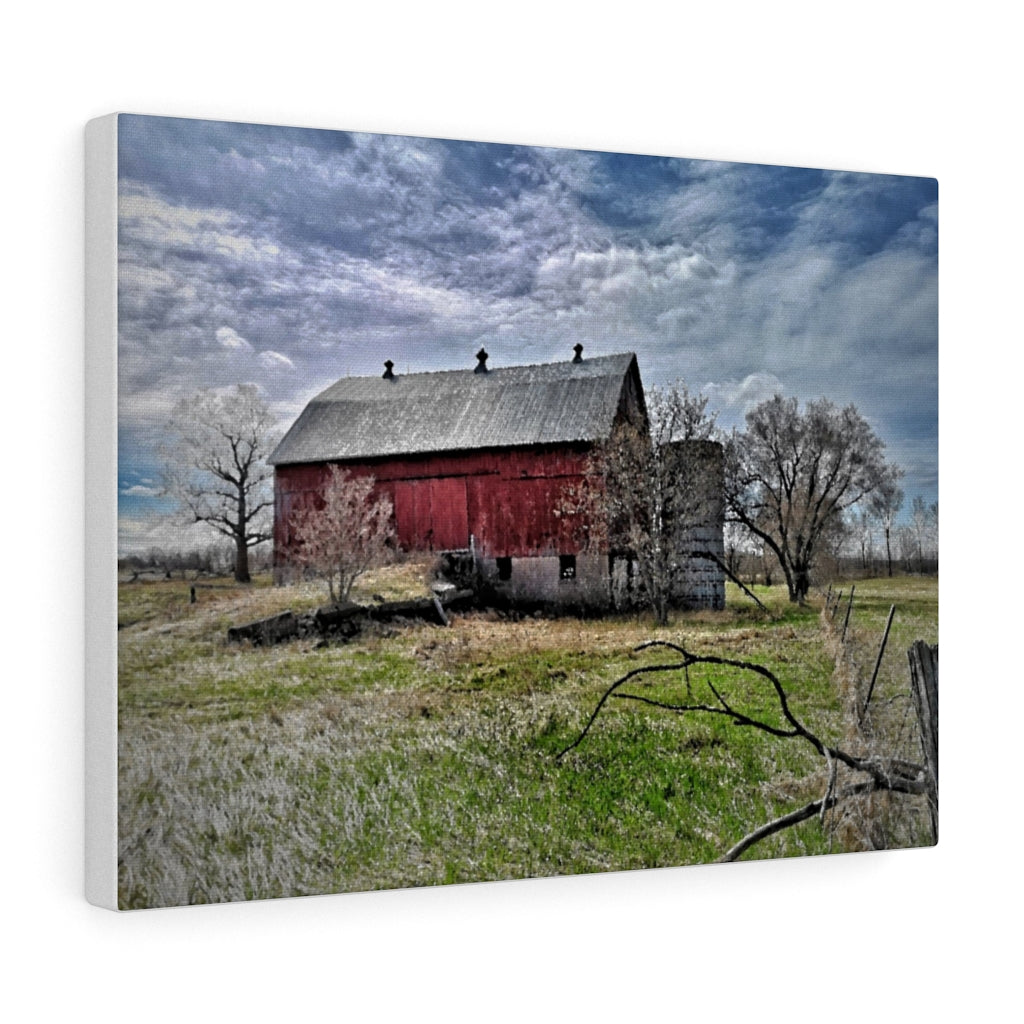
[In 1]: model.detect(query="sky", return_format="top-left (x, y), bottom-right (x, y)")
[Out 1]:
top-left (116, 114), bottom-right (938, 554)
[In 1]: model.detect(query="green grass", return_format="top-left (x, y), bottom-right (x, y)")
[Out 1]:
top-left (116, 564), bottom-right (937, 908)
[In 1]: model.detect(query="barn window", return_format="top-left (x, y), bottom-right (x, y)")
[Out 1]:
top-left (559, 554), bottom-right (577, 580)
top-left (496, 557), bottom-right (512, 581)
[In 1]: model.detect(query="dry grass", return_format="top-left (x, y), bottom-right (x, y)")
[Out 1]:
top-left (116, 570), bottom-right (937, 908)
top-left (815, 582), bottom-right (936, 852)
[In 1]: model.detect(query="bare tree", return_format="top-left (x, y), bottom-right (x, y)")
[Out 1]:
top-left (855, 508), bottom-right (874, 572)
top-left (593, 384), bottom-right (719, 625)
top-left (869, 479), bottom-right (904, 577)
top-left (289, 466), bottom-right (395, 606)
top-left (724, 396), bottom-right (901, 603)
top-left (163, 384), bottom-right (278, 583)
top-left (909, 496), bottom-right (939, 572)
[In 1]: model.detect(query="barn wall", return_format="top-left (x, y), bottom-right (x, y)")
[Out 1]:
top-left (272, 440), bottom-right (725, 612)
top-left (273, 445), bottom-right (595, 566)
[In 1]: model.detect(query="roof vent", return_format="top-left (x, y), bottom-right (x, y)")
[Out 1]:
top-left (572, 343), bottom-right (584, 363)
top-left (474, 347), bottom-right (489, 373)
top-left (382, 359), bottom-right (395, 380)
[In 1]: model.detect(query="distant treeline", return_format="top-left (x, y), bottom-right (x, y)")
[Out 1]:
top-left (724, 550), bottom-right (938, 589)
top-left (118, 540), bottom-right (273, 579)
top-left (724, 505), bottom-right (938, 588)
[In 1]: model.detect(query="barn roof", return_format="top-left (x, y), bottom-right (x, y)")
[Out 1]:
top-left (269, 352), bottom-right (643, 465)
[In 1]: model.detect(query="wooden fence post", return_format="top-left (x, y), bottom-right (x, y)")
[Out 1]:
top-left (861, 604), bottom-right (896, 719)
top-left (908, 641), bottom-right (939, 844)
top-left (842, 585), bottom-right (855, 642)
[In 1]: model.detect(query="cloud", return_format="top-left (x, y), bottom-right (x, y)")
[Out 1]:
top-left (883, 437), bottom-right (939, 499)
top-left (257, 350), bottom-right (295, 371)
top-left (216, 326), bottom-right (253, 352)
top-left (117, 514), bottom-right (233, 556)
top-left (114, 117), bottom-right (938, 544)
top-left (119, 484), bottom-right (162, 498)
top-left (704, 373), bottom-right (788, 423)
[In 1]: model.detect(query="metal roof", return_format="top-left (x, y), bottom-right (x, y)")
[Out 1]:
top-left (269, 352), bottom-right (641, 465)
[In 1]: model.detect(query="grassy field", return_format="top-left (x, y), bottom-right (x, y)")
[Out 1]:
top-left (117, 564), bottom-right (938, 909)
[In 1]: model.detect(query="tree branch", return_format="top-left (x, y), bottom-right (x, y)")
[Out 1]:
top-left (719, 781), bottom-right (879, 863)
top-left (690, 549), bottom-right (767, 611)
top-left (612, 691), bottom-right (799, 738)
top-left (557, 639), bottom-right (929, 859)
top-left (555, 657), bottom-right (688, 759)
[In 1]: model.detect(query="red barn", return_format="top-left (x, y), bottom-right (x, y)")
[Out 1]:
top-left (269, 347), bottom-right (723, 610)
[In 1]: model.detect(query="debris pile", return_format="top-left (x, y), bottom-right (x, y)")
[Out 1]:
top-left (227, 587), bottom-right (475, 646)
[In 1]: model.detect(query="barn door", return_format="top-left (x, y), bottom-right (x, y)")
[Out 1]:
top-left (394, 477), bottom-right (468, 551)
top-left (428, 477), bottom-right (469, 550)
top-left (394, 479), bottom-right (431, 549)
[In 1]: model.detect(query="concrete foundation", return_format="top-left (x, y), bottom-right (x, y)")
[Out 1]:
top-left (479, 553), bottom-right (610, 611)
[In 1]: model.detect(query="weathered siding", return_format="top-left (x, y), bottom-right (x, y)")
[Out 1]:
top-left (274, 444), bottom-right (593, 568)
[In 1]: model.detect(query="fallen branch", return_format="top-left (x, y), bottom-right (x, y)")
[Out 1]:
top-left (227, 611), bottom-right (298, 645)
top-left (557, 638), bottom-right (930, 861)
top-left (555, 652), bottom-right (689, 758)
top-left (719, 781), bottom-right (878, 863)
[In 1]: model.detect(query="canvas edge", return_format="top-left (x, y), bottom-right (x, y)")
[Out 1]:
top-left (84, 113), bottom-right (119, 910)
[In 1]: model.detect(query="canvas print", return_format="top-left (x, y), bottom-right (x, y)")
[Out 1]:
top-left (97, 114), bottom-right (937, 909)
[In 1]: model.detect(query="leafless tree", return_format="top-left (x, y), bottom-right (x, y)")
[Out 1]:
top-left (289, 466), bottom-right (396, 606)
top-left (162, 384), bottom-right (278, 583)
top-left (854, 509), bottom-right (873, 571)
top-left (909, 496), bottom-right (939, 571)
top-left (592, 384), bottom-right (719, 625)
top-left (869, 479), bottom-right (904, 577)
top-left (724, 396), bottom-right (901, 603)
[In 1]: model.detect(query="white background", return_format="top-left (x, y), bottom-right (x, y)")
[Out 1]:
top-left (3, 3), bottom-right (1017, 1020)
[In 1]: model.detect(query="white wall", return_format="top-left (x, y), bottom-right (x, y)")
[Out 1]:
top-left (3, 3), bottom-right (1016, 1021)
